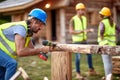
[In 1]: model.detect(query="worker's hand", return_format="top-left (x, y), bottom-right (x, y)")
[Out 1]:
top-left (40, 46), bottom-right (54, 53)
top-left (85, 28), bottom-right (94, 33)
top-left (89, 28), bottom-right (94, 32)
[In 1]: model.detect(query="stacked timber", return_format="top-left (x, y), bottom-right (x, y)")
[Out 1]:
top-left (112, 56), bottom-right (120, 74)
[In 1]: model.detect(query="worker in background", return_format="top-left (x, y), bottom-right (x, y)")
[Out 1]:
top-left (98, 7), bottom-right (120, 80)
top-left (0, 8), bottom-right (51, 80)
top-left (69, 3), bottom-right (98, 79)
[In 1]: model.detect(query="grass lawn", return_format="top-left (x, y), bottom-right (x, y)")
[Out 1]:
top-left (17, 54), bottom-right (120, 80)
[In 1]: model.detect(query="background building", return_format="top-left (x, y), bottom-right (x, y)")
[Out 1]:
top-left (0, 0), bottom-right (119, 44)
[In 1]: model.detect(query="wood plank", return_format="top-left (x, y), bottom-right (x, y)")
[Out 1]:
top-left (10, 71), bottom-right (21, 80)
top-left (52, 44), bottom-right (120, 56)
top-left (51, 51), bottom-right (72, 80)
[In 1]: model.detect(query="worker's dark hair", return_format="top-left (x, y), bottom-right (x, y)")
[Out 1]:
top-left (101, 14), bottom-right (114, 27)
top-left (108, 16), bottom-right (114, 27)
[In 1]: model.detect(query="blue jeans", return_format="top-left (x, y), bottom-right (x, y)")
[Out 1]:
top-left (74, 42), bottom-right (94, 73)
top-left (101, 54), bottom-right (112, 76)
top-left (0, 49), bottom-right (17, 80)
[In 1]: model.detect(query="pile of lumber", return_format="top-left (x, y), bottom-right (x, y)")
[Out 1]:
top-left (112, 56), bottom-right (120, 74)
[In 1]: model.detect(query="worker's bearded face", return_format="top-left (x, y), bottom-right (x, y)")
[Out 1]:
top-left (30, 18), bottom-right (45, 33)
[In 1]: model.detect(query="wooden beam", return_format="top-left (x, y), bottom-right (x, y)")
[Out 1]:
top-left (10, 67), bottom-right (31, 80)
top-left (18, 67), bottom-right (31, 80)
top-left (46, 11), bottom-right (52, 40)
top-left (10, 70), bottom-right (21, 80)
top-left (51, 51), bottom-right (72, 80)
top-left (59, 8), bottom-right (66, 43)
top-left (51, 44), bottom-right (120, 56)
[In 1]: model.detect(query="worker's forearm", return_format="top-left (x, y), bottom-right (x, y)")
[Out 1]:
top-left (17, 47), bottom-right (40, 57)
top-left (70, 30), bottom-right (84, 34)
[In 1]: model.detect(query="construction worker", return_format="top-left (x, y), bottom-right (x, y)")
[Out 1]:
top-left (98, 7), bottom-right (120, 80)
top-left (0, 8), bottom-right (50, 80)
top-left (69, 3), bottom-right (97, 79)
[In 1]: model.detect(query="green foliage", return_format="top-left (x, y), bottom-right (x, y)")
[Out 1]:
top-left (0, 0), bottom-right (5, 2)
top-left (0, 19), bottom-right (8, 24)
top-left (0, 15), bottom-right (11, 24)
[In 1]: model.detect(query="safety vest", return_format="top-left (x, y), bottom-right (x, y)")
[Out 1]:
top-left (0, 21), bottom-right (31, 59)
top-left (98, 18), bottom-right (116, 46)
top-left (72, 15), bottom-right (87, 42)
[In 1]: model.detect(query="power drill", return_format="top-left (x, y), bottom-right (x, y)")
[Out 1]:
top-left (38, 52), bottom-right (48, 61)
top-left (39, 40), bottom-right (56, 61)
top-left (42, 40), bottom-right (56, 47)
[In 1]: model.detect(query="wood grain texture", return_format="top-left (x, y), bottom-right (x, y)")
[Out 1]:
top-left (51, 51), bottom-right (72, 80)
top-left (52, 44), bottom-right (120, 56)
